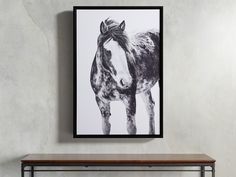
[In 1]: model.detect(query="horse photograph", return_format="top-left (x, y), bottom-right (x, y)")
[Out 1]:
top-left (74, 7), bottom-right (163, 137)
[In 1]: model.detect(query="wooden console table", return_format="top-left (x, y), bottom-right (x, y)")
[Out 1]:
top-left (21, 154), bottom-right (215, 177)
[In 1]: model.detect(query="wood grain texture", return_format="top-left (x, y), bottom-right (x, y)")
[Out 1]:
top-left (21, 154), bottom-right (215, 164)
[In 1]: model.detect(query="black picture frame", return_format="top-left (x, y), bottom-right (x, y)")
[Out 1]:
top-left (73, 6), bottom-right (163, 138)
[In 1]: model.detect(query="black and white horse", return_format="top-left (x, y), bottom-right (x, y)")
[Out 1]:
top-left (90, 18), bottom-right (160, 135)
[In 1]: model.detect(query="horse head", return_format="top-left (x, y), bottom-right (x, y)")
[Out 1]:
top-left (97, 18), bottom-right (133, 90)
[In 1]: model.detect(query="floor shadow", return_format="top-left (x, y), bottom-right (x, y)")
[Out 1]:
top-left (56, 11), bottom-right (153, 143)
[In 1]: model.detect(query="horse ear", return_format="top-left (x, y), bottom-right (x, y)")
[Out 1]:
top-left (100, 21), bottom-right (108, 34)
top-left (119, 20), bottom-right (125, 31)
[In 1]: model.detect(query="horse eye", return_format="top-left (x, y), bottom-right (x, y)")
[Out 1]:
top-left (107, 50), bottom-right (112, 59)
top-left (102, 60), bottom-right (112, 73)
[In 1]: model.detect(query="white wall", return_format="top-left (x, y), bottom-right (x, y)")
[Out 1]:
top-left (0, 0), bottom-right (235, 177)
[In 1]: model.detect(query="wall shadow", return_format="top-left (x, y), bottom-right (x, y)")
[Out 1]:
top-left (57, 11), bottom-right (74, 143)
top-left (0, 156), bottom-right (24, 176)
top-left (57, 11), bottom-right (153, 143)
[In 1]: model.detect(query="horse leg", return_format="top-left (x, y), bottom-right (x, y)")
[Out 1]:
top-left (122, 95), bottom-right (137, 134)
top-left (141, 90), bottom-right (155, 134)
top-left (95, 96), bottom-right (111, 135)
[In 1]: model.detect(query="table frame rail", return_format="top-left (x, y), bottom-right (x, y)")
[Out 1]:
top-left (21, 163), bottom-right (215, 177)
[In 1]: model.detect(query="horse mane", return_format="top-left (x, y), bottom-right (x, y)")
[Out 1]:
top-left (104, 18), bottom-right (129, 52)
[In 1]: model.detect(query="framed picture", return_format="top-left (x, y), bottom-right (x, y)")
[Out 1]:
top-left (73, 6), bottom-right (163, 138)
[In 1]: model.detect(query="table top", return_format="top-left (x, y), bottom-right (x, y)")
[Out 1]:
top-left (21, 154), bottom-right (215, 165)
